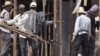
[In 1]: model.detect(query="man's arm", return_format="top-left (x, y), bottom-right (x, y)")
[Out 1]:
top-left (71, 16), bottom-right (80, 43)
top-left (15, 14), bottom-right (29, 27)
top-left (6, 16), bottom-right (17, 25)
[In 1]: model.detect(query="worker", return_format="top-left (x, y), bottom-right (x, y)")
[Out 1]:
top-left (87, 4), bottom-right (99, 56)
top-left (25, 2), bottom-right (42, 56)
top-left (3, 4), bottom-right (29, 56)
top-left (71, 7), bottom-right (91, 56)
top-left (0, 1), bottom-right (13, 56)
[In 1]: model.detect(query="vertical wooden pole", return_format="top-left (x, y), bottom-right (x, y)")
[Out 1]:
top-left (59, 0), bottom-right (63, 56)
top-left (42, 0), bottom-right (47, 56)
top-left (68, 0), bottom-right (73, 56)
top-left (53, 0), bottom-right (57, 56)
top-left (84, 0), bottom-right (87, 6)
top-left (13, 0), bottom-right (17, 56)
top-left (14, 0), bottom-right (17, 16)
top-left (99, 0), bottom-right (100, 56)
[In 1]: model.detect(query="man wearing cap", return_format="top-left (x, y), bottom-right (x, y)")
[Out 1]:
top-left (3, 4), bottom-right (29, 56)
top-left (71, 7), bottom-right (91, 56)
top-left (87, 4), bottom-right (99, 56)
top-left (25, 2), bottom-right (42, 56)
top-left (0, 1), bottom-right (13, 56)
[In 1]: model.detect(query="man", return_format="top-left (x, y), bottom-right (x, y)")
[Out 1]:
top-left (25, 2), bottom-right (42, 56)
top-left (76, 7), bottom-right (87, 56)
top-left (71, 7), bottom-right (91, 56)
top-left (87, 4), bottom-right (99, 56)
top-left (4, 4), bottom-right (29, 56)
top-left (0, 1), bottom-right (13, 56)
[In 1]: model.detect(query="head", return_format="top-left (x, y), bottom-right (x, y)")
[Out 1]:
top-left (77, 7), bottom-right (86, 16)
top-left (87, 4), bottom-right (99, 17)
top-left (18, 4), bottom-right (25, 15)
top-left (30, 2), bottom-right (37, 10)
top-left (4, 1), bottom-right (13, 12)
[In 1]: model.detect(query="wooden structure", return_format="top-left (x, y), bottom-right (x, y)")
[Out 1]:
top-left (0, 0), bottom-right (100, 56)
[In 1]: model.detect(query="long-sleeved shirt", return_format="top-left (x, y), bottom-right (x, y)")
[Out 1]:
top-left (0, 9), bottom-right (11, 33)
top-left (25, 10), bottom-right (42, 34)
top-left (73, 14), bottom-right (91, 39)
top-left (7, 13), bottom-right (30, 38)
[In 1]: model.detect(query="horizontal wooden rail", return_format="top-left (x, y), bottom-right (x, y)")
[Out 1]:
top-left (0, 24), bottom-right (53, 44)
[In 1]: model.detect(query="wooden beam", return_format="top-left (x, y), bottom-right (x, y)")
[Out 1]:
top-left (84, 0), bottom-right (87, 6)
top-left (14, 0), bottom-right (17, 16)
top-left (99, 0), bottom-right (100, 56)
top-left (0, 24), bottom-right (51, 43)
top-left (13, 25), bottom-right (18, 56)
top-left (53, 0), bottom-right (57, 56)
top-left (13, 0), bottom-right (17, 56)
top-left (68, 0), bottom-right (73, 56)
top-left (59, 0), bottom-right (63, 56)
top-left (42, 0), bottom-right (48, 56)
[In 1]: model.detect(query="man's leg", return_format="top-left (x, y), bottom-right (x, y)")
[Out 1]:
top-left (31, 39), bottom-right (39, 56)
top-left (88, 39), bottom-right (95, 56)
top-left (71, 35), bottom-right (82, 56)
top-left (81, 34), bottom-right (88, 56)
top-left (19, 37), bottom-right (27, 56)
top-left (0, 32), bottom-right (12, 56)
top-left (34, 41), bottom-right (39, 56)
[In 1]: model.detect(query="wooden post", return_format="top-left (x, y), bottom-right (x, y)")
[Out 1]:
top-left (53, 0), bottom-right (57, 56)
top-left (68, 0), bottom-right (73, 56)
top-left (13, 26), bottom-right (18, 56)
top-left (42, 0), bottom-right (47, 56)
top-left (99, 0), bottom-right (100, 56)
top-left (84, 0), bottom-right (87, 6)
top-left (14, 0), bottom-right (17, 16)
top-left (13, 0), bottom-right (17, 56)
top-left (59, 0), bottom-right (63, 56)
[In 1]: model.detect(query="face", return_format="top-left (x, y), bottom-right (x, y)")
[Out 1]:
top-left (92, 10), bottom-right (99, 17)
top-left (5, 5), bottom-right (12, 12)
top-left (18, 8), bottom-right (25, 14)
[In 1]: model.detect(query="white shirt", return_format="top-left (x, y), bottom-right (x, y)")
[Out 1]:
top-left (7, 13), bottom-right (31, 38)
top-left (73, 14), bottom-right (91, 39)
top-left (0, 9), bottom-right (11, 33)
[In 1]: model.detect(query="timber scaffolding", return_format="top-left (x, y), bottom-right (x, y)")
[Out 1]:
top-left (0, 0), bottom-right (63, 56)
top-left (0, 0), bottom-right (100, 56)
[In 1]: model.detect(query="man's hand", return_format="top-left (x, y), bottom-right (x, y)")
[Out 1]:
top-left (71, 38), bottom-right (75, 43)
top-left (1, 20), bottom-right (7, 25)
top-left (90, 36), bottom-right (95, 41)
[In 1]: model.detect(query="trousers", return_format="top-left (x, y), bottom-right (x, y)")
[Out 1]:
top-left (71, 34), bottom-right (88, 56)
top-left (0, 31), bottom-right (12, 56)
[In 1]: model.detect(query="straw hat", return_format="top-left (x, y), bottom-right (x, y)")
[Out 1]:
top-left (30, 2), bottom-right (37, 8)
top-left (77, 7), bottom-right (86, 13)
top-left (3, 1), bottom-right (12, 7)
